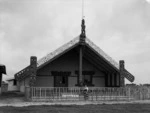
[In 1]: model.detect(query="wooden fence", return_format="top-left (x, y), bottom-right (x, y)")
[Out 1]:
top-left (25, 87), bottom-right (147, 101)
top-left (129, 86), bottom-right (150, 100)
top-left (25, 87), bottom-right (150, 101)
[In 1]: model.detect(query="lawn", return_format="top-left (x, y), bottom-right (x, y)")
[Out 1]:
top-left (0, 104), bottom-right (150, 113)
top-left (0, 91), bottom-right (24, 98)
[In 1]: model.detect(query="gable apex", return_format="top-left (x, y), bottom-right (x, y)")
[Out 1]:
top-left (37, 37), bottom-right (119, 70)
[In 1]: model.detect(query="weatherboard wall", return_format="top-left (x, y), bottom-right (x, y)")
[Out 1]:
top-left (19, 77), bottom-right (30, 92)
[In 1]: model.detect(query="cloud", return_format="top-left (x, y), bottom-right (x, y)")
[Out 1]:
top-left (0, 0), bottom-right (150, 84)
top-left (0, 0), bottom-right (82, 77)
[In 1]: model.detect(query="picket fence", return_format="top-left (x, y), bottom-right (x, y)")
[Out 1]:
top-left (25, 86), bottom-right (150, 101)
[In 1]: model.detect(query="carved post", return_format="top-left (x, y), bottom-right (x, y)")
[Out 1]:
top-left (119, 60), bottom-right (125, 87)
top-left (78, 18), bottom-right (86, 87)
top-left (0, 65), bottom-right (6, 94)
top-left (105, 72), bottom-right (108, 87)
top-left (0, 73), bottom-right (2, 86)
top-left (111, 72), bottom-right (115, 87)
top-left (0, 73), bottom-right (2, 94)
top-left (114, 73), bottom-right (117, 87)
top-left (80, 19), bottom-right (86, 44)
top-left (107, 72), bottom-right (110, 87)
top-left (79, 46), bottom-right (83, 86)
top-left (29, 56), bottom-right (37, 87)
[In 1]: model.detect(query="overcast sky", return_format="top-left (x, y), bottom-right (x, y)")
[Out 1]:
top-left (0, 0), bottom-right (150, 84)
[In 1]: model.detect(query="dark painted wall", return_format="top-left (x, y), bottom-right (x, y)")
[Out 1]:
top-left (36, 48), bottom-right (105, 87)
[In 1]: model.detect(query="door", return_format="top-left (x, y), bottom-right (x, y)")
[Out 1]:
top-left (54, 75), bottom-right (68, 87)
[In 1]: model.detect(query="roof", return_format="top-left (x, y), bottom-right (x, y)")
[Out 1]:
top-left (37, 36), bottom-right (80, 68)
top-left (37, 37), bottom-right (119, 69)
top-left (15, 36), bottom-right (134, 82)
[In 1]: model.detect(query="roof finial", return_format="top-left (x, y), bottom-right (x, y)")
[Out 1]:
top-left (80, 0), bottom-right (86, 44)
top-left (80, 18), bottom-right (86, 44)
top-left (81, 18), bottom-right (86, 37)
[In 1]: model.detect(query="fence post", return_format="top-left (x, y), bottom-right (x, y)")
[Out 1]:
top-left (25, 87), bottom-right (30, 100)
top-left (128, 87), bottom-right (130, 101)
top-left (40, 87), bottom-right (41, 99)
top-left (148, 87), bottom-right (150, 99)
top-left (45, 88), bottom-right (46, 99)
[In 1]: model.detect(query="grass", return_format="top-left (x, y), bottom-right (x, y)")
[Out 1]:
top-left (0, 91), bottom-right (24, 99)
top-left (0, 104), bottom-right (150, 113)
top-left (0, 92), bottom-right (150, 113)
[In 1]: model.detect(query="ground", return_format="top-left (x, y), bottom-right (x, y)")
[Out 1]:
top-left (0, 91), bottom-right (25, 105)
top-left (0, 92), bottom-right (150, 113)
top-left (1, 104), bottom-right (150, 113)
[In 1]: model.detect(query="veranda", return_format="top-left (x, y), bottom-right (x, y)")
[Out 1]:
top-left (25, 86), bottom-right (150, 101)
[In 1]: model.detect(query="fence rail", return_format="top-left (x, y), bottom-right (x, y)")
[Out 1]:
top-left (25, 86), bottom-right (150, 101)
top-left (129, 86), bottom-right (150, 100)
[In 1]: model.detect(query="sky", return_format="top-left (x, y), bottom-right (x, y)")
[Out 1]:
top-left (0, 0), bottom-right (150, 84)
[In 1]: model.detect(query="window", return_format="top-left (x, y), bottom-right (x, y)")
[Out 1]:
top-left (75, 71), bottom-right (95, 86)
top-left (55, 75), bottom-right (68, 87)
top-left (13, 80), bottom-right (17, 86)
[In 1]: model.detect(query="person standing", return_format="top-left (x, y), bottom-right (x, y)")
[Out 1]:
top-left (83, 85), bottom-right (89, 101)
